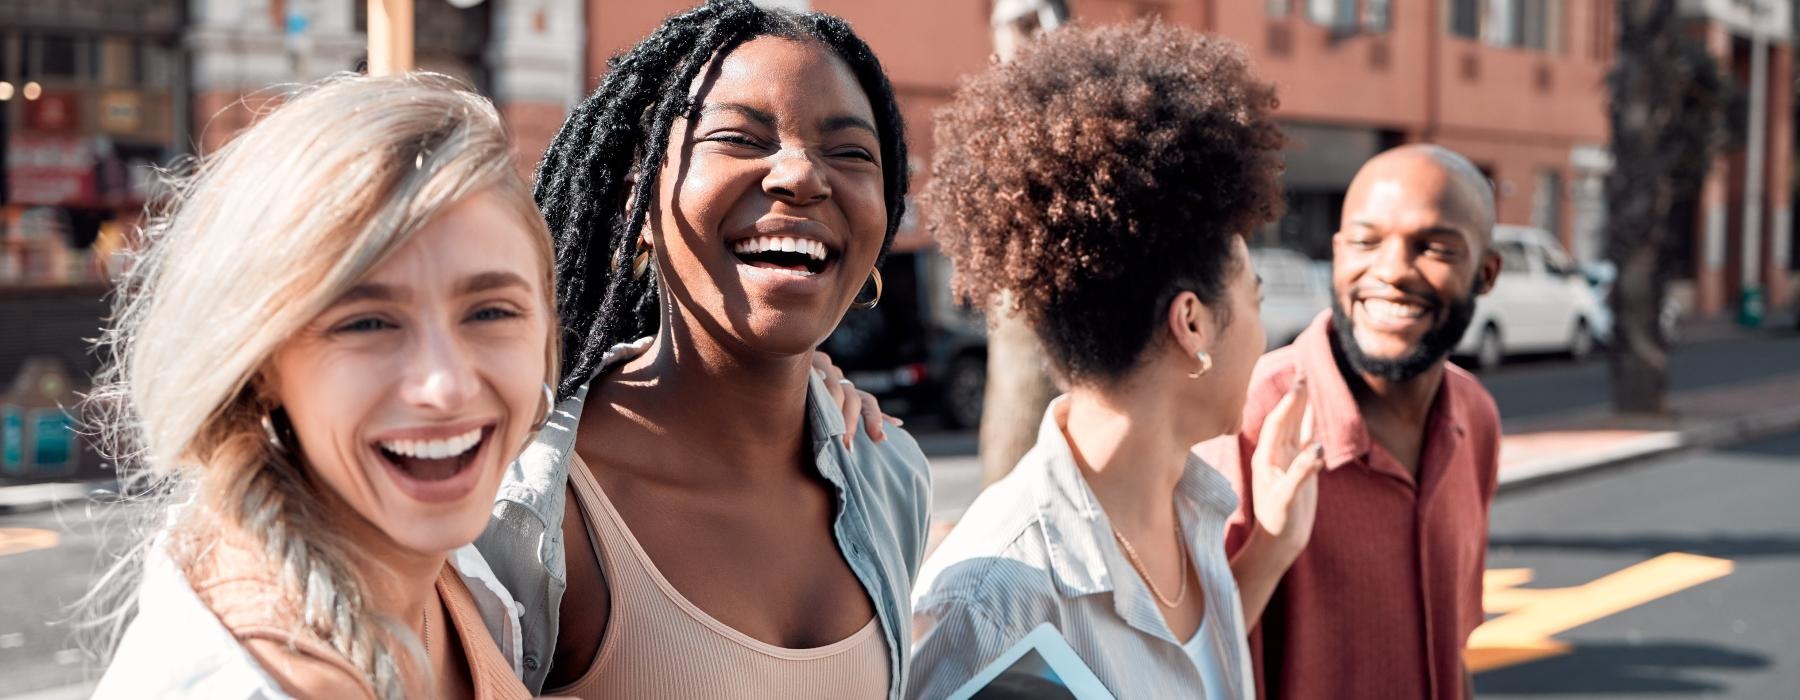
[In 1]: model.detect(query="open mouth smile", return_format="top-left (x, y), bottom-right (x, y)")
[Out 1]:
top-left (371, 424), bottom-right (495, 503)
top-left (731, 234), bottom-right (836, 277)
top-left (1355, 294), bottom-right (1438, 333)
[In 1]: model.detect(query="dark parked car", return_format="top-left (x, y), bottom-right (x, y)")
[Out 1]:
top-left (821, 251), bottom-right (988, 429)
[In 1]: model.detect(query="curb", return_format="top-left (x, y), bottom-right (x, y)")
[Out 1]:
top-left (1497, 402), bottom-right (1800, 492)
top-left (0, 480), bottom-right (115, 513)
top-left (1, 682), bottom-right (97, 700)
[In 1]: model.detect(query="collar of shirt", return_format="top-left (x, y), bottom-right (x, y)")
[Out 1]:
top-left (1027, 397), bottom-right (1240, 642)
top-left (93, 545), bottom-right (295, 699)
top-left (1292, 311), bottom-right (1469, 490)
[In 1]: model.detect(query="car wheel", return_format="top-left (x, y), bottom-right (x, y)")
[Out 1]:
top-left (942, 354), bottom-right (986, 430)
top-left (1569, 319), bottom-right (1594, 362)
top-left (1476, 324), bottom-right (1504, 371)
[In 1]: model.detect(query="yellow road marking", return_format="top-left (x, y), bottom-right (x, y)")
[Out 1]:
top-left (0, 528), bottom-right (59, 557)
top-left (1467, 553), bottom-right (1734, 673)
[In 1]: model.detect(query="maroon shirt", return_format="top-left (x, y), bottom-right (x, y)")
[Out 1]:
top-left (1197, 312), bottom-right (1500, 700)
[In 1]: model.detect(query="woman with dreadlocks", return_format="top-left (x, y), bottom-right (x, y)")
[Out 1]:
top-left (473, 2), bottom-right (930, 698)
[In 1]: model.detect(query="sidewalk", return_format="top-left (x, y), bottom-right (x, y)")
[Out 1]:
top-left (1497, 371), bottom-right (1800, 489)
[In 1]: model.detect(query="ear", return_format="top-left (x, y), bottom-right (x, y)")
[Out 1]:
top-left (1166, 290), bottom-right (1216, 363)
top-left (250, 367), bottom-right (282, 410)
top-left (1474, 247), bottom-right (1502, 296)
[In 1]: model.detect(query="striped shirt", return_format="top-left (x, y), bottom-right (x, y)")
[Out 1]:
top-left (908, 398), bottom-right (1255, 700)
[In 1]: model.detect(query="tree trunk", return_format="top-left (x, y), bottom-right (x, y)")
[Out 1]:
top-left (979, 308), bottom-right (1059, 484)
top-left (978, 0), bottom-right (1067, 485)
top-left (1605, 0), bottom-right (1725, 415)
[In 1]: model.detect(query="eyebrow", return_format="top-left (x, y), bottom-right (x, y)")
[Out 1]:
top-left (334, 282), bottom-right (406, 305)
top-left (1349, 219), bottom-right (1471, 239)
top-left (701, 102), bottom-right (878, 139)
top-left (330, 271), bottom-right (530, 308)
top-left (700, 103), bottom-right (777, 128)
top-left (820, 115), bottom-right (879, 138)
top-left (456, 270), bottom-right (533, 296)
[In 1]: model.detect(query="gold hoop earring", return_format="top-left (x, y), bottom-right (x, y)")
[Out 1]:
top-left (1187, 350), bottom-right (1213, 379)
top-left (260, 407), bottom-right (291, 450)
top-left (850, 268), bottom-right (883, 310)
top-left (631, 234), bottom-right (653, 281)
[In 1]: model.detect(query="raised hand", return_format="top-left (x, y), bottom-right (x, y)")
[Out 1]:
top-left (1249, 374), bottom-right (1325, 555)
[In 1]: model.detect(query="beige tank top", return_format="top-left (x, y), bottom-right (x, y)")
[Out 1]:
top-left (548, 456), bottom-right (889, 699)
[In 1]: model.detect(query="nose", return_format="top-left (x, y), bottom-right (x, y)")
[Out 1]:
top-left (399, 321), bottom-right (481, 414)
top-left (763, 149), bottom-right (830, 205)
top-left (1368, 236), bottom-right (1416, 288)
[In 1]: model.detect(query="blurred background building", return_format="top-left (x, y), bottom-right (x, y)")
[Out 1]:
top-left (1, 0), bottom-right (1797, 476)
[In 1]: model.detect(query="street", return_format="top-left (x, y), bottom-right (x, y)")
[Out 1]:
top-left (1473, 428), bottom-right (1800, 697)
top-left (0, 334), bottom-right (1797, 698)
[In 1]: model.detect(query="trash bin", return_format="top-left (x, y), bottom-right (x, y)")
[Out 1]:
top-left (1738, 287), bottom-right (1765, 328)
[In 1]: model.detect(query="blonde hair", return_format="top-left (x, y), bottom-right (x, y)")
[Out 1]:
top-left (83, 72), bottom-right (556, 698)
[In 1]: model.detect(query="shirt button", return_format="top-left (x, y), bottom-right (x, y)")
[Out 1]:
top-left (523, 655), bottom-right (540, 672)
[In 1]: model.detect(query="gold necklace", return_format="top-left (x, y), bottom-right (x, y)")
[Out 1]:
top-left (1111, 523), bottom-right (1190, 608)
top-left (421, 605), bottom-right (431, 655)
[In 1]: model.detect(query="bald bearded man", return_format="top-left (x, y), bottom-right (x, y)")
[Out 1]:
top-left (1198, 145), bottom-right (1505, 699)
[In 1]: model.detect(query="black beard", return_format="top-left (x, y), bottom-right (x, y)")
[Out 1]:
top-left (1331, 291), bottom-right (1477, 382)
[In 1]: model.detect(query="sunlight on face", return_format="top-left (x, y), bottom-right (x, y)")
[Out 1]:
top-left (268, 190), bottom-right (551, 555)
top-left (651, 35), bottom-right (887, 357)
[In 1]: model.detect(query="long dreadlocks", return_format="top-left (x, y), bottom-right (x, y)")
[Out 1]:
top-left (535, 0), bottom-right (909, 400)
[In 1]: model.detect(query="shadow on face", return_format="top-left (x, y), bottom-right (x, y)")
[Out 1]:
top-left (648, 35), bottom-right (889, 360)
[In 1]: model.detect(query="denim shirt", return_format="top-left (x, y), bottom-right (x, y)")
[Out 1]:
top-left (474, 338), bottom-right (934, 697)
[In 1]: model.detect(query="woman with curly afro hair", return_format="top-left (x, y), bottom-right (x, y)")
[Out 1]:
top-left (908, 19), bottom-right (1326, 699)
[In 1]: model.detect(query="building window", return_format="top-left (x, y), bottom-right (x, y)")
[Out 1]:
top-left (1450, 0), bottom-right (1481, 38)
top-left (1450, 0), bottom-right (1563, 51)
top-left (1310, 0), bottom-right (1389, 32)
top-left (1308, 0), bottom-right (1352, 30)
top-left (1364, 0), bottom-right (1392, 31)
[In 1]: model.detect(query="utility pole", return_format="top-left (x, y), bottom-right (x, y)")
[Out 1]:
top-left (368, 0), bottom-right (415, 76)
top-left (1739, 0), bottom-right (1770, 327)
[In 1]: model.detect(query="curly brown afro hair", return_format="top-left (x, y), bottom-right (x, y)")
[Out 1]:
top-left (925, 18), bottom-right (1285, 384)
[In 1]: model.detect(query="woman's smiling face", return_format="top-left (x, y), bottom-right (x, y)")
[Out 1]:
top-left (266, 190), bottom-right (553, 556)
top-left (648, 35), bottom-right (888, 357)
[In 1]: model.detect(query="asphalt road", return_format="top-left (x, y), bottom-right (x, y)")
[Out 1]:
top-left (0, 499), bottom-right (121, 696)
top-left (1473, 428), bottom-right (1800, 698)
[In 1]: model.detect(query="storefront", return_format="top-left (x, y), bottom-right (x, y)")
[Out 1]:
top-left (0, 0), bottom-right (186, 483)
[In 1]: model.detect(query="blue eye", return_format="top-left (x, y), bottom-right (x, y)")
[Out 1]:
top-left (334, 317), bottom-right (395, 334)
top-left (469, 306), bottom-right (522, 322)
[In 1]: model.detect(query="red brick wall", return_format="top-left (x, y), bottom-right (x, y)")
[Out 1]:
top-left (499, 100), bottom-right (568, 181)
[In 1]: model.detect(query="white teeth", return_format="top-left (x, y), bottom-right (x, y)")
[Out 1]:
top-left (1362, 298), bottom-right (1426, 320)
top-left (731, 236), bottom-right (828, 261)
top-left (379, 428), bottom-right (483, 460)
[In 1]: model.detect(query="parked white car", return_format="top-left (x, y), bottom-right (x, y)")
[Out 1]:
top-left (1455, 225), bottom-right (1602, 370)
top-left (1250, 247), bottom-right (1331, 350)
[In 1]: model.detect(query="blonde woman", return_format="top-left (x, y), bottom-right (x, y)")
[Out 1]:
top-left (87, 74), bottom-right (552, 699)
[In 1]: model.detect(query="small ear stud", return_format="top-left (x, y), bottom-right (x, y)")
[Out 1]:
top-left (1188, 351), bottom-right (1213, 379)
